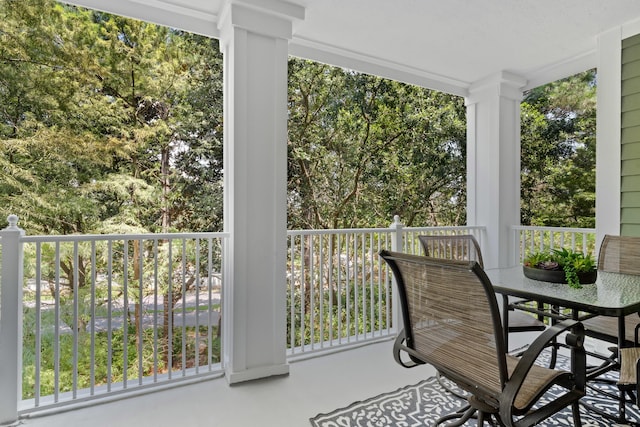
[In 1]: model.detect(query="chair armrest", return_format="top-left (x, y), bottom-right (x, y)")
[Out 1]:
top-left (393, 329), bottom-right (425, 368)
top-left (500, 320), bottom-right (586, 417)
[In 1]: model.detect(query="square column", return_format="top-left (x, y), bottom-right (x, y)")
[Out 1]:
top-left (466, 72), bottom-right (526, 268)
top-left (595, 28), bottom-right (622, 242)
top-left (218, 1), bottom-right (304, 383)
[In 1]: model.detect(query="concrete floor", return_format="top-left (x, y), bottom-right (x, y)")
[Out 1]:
top-left (13, 330), bottom-right (618, 427)
top-left (16, 339), bottom-right (436, 427)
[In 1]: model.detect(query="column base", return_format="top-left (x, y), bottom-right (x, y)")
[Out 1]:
top-left (225, 363), bottom-right (290, 384)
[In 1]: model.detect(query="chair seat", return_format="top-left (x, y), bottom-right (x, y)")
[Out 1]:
top-left (505, 355), bottom-right (567, 411)
top-left (619, 347), bottom-right (640, 385)
top-left (422, 331), bottom-right (573, 413)
top-left (582, 314), bottom-right (640, 344)
top-left (508, 311), bottom-right (546, 332)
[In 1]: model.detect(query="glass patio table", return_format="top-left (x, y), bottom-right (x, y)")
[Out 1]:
top-left (487, 267), bottom-right (640, 321)
top-left (486, 266), bottom-right (640, 424)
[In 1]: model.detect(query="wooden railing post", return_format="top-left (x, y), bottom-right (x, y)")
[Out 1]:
top-left (0, 215), bottom-right (25, 426)
top-left (388, 215), bottom-right (404, 334)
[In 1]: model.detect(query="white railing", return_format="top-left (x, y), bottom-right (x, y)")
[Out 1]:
top-left (0, 215), bottom-right (227, 420)
top-left (285, 217), bottom-right (486, 357)
top-left (0, 214), bottom-right (593, 422)
top-left (512, 225), bottom-right (597, 264)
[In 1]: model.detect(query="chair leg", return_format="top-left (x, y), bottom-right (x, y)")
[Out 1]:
top-left (571, 401), bottom-right (582, 426)
top-left (481, 412), bottom-right (502, 426)
top-left (467, 395), bottom-right (500, 427)
top-left (477, 411), bottom-right (485, 426)
top-left (434, 405), bottom-right (476, 426)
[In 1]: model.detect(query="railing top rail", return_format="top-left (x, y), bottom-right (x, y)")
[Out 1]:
top-left (20, 231), bottom-right (230, 243)
top-left (287, 225), bottom-right (485, 236)
top-left (512, 225), bottom-right (595, 233)
top-left (287, 227), bottom-right (392, 236)
top-left (403, 225), bottom-right (486, 232)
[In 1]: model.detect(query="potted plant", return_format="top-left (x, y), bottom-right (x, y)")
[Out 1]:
top-left (522, 248), bottom-right (597, 289)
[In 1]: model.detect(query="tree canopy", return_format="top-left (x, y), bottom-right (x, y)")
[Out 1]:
top-left (287, 59), bottom-right (467, 229)
top-left (0, 0), bottom-right (224, 234)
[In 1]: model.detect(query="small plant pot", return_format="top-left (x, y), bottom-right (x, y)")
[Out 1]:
top-left (522, 266), bottom-right (597, 285)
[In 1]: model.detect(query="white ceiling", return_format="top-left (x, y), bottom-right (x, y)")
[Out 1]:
top-left (64, 0), bottom-right (640, 95)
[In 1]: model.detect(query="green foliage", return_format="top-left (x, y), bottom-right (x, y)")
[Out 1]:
top-left (287, 59), bottom-right (467, 229)
top-left (521, 70), bottom-right (596, 228)
top-left (0, 0), bottom-right (224, 234)
top-left (0, 0), bottom-right (595, 233)
top-left (287, 279), bottom-right (389, 348)
top-left (22, 305), bottom-right (220, 399)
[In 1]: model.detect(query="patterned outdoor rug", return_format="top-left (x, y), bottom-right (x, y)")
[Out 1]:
top-left (310, 353), bottom-right (640, 426)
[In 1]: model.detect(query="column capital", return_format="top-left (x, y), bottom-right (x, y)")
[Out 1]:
top-left (466, 71), bottom-right (527, 105)
top-left (218, 0), bottom-right (305, 43)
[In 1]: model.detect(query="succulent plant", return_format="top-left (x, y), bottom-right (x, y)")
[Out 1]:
top-left (523, 248), bottom-right (596, 289)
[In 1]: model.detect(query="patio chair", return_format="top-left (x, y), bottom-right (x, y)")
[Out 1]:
top-left (585, 234), bottom-right (640, 407)
top-left (380, 250), bottom-right (586, 426)
top-left (582, 235), bottom-right (640, 347)
top-left (619, 327), bottom-right (640, 406)
top-left (418, 235), bottom-right (547, 345)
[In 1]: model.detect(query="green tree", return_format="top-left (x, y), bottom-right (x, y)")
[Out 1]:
top-left (0, 0), bottom-right (224, 235)
top-left (0, 0), bottom-right (114, 233)
top-left (287, 59), bottom-right (466, 229)
top-left (521, 69), bottom-right (596, 227)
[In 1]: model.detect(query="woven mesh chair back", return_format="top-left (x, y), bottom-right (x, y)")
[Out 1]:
top-left (598, 234), bottom-right (640, 275)
top-left (418, 234), bottom-right (484, 268)
top-left (380, 251), bottom-right (506, 400)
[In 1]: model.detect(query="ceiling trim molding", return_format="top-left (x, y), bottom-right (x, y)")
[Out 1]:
top-left (522, 50), bottom-right (597, 91)
top-left (132, 0), bottom-right (217, 21)
top-left (289, 36), bottom-right (470, 97)
top-left (62, 0), bottom-right (220, 38)
top-left (622, 16), bottom-right (640, 40)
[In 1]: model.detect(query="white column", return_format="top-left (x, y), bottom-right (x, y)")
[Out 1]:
top-left (595, 28), bottom-right (622, 244)
top-left (466, 72), bottom-right (526, 269)
top-left (0, 215), bottom-right (25, 425)
top-left (218, 1), bottom-right (304, 384)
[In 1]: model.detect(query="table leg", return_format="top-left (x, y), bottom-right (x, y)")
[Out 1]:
top-left (619, 315), bottom-right (628, 422)
top-left (502, 295), bottom-right (509, 350)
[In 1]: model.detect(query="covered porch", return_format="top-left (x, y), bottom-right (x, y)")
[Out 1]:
top-left (59, 0), bottom-right (638, 382)
top-left (3, 0), bottom-right (640, 425)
